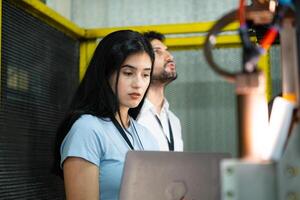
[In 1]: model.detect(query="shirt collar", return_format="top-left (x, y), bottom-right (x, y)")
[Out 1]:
top-left (142, 98), bottom-right (170, 114)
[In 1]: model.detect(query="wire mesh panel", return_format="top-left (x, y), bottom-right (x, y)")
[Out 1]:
top-left (166, 48), bottom-right (240, 156)
top-left (0, 0), bottom-right (79, 199)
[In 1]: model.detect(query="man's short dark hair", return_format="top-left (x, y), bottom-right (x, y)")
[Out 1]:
top-left (143, 31), bottom-right (165, 42)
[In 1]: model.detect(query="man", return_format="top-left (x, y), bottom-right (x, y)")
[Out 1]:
top-left (137, 31), bottom-right (183, 151)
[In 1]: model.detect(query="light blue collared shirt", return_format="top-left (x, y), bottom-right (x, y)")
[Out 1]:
top-left (60, 114), bottom-right (159, 200)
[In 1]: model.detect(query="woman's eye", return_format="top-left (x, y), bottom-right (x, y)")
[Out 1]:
top-left (143, 73), bottom-right (150, 78)
top-left (123, 71), bottom-right (133, 76)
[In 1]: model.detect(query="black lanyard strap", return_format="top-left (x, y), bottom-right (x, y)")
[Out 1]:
top-left (155, 115), bottom-right (174, 151)
top-left (112, 118), bottom-right (134, 150)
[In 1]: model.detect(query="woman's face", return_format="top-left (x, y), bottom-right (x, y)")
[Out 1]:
top-left (109, 52), bottom-right (152, 110)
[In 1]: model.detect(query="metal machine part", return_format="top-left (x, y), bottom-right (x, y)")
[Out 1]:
top-left (236, 72), bottom-right (269, 159)
top-left (277, 123), bottom-right (300, 200)
top-left (280, 18), bottom-right (300, 106)
top-left (221, 160), bottom-right (276, 200)
top-left (204, 0), bottom-right (300, 199)
top-left (221, 122), bottom-right (300, 200)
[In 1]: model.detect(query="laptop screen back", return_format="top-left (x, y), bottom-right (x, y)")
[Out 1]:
top-left (120, 151), bottom-right (230, 200)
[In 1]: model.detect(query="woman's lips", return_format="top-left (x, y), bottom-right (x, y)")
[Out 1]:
top-left (129, 93), bottom-right (141, 100)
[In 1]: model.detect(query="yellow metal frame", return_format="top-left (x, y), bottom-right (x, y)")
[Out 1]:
top-left (79, 40), bottom-right (97, 80)
top-left (258, 51), bottom-right (272, 101)
top-left (85, 22), bottom-right (239, 39)
top-left (5, 0), bottom-right (272, 96)
top-left (10, 0), bottom-right (84, 39)
top-left (166, 35), bottom-right (257, 49)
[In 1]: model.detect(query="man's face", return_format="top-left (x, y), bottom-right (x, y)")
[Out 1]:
top-left (151, 39), bottom-right (177, 84)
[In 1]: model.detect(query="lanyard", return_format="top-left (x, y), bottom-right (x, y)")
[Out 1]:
top-left (112, 118), bottom-right (134, 150)
top-left (155, 115), bottom-right (174, 151)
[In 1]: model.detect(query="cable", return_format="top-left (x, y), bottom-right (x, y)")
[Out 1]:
top-left (204, 1), bottom-right (293, 83)
top-left (238, 0), bottom-right (246, 27)
top-left (203, 9), bottom-right (238, 83)
top-left (259, 4), bottom-right (291, 53)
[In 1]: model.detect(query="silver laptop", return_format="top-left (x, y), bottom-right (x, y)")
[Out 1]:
top-left (120, 151), bottom-right (230, 200)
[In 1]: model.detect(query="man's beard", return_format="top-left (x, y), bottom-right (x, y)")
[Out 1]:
top-left (152, 68), bottom-right (177, 84)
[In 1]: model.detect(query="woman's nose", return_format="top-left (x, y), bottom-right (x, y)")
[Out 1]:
top-left (132, 75), bottom-right (143, 88)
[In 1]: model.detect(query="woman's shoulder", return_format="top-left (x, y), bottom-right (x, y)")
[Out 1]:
top-left (63, 115), bottom-right (113, 147)
top-left (67, 115), bottom-right (113, 139)
top-left (73, 114), bottom-right (110, 129)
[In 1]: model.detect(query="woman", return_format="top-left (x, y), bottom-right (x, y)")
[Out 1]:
top-left (53, 30), bottom-right (158, 200)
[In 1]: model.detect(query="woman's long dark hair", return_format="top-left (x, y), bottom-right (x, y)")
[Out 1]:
top-left (53, 30), bottom-right (154, 177)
